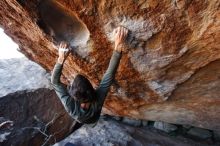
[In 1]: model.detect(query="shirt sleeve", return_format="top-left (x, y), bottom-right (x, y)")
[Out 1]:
top-left (96, 51), bottom-right (122, 106)
top-left (51, 63), bottom-right (75, 114)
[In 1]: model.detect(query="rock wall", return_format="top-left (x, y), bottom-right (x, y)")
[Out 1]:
top-left (0, 0), bottom-right (220, 131)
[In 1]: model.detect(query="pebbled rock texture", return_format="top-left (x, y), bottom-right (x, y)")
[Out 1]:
top-left (0, 0), bottom-right (220, 131)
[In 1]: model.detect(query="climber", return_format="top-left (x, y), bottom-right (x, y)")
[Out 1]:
top-left (51, 26), bottom-right (128, 130)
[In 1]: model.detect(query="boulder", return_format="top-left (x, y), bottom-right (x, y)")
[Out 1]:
top-left (141, 120), bottom-right (149, 127)
top-left (0, 0), bottom-right (220, 131)
top-left (154, 121), bottom-right (178, 133)
top-left (122, 117), bottom-right (142, 127)
top-left (187, 127), bottom-right (212, 140)
top-left (54, 118), bottom-right (210, 146)
top-left (0, 57), bottom-right (51, 97)
top-left (0, 57), bottom-right (73, 146)
top-left (0, 88), bottom-right (74, 146)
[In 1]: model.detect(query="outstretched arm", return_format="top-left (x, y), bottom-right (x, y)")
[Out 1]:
top-left (96, 27), bottom-right (128, 105)
top-left (51, 42), bottom-right (75, 114)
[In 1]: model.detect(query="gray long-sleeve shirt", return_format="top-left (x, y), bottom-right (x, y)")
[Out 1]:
top-left (51, 51), bottom-right (122, 124)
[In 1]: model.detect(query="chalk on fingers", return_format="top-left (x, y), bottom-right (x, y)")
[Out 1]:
top-left (59, 48), bottom-right (69, 52)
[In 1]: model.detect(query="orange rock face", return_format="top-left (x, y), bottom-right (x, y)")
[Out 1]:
top-left (0, 0), bottom-right (220, 131)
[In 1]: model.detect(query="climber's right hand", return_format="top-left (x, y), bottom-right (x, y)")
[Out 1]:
top-left (57, 42), bottom-right (70, 64)
top-left (114, 26), bottom-right (128, 53)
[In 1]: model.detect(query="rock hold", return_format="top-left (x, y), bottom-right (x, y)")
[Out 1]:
top-left (154, 121), bottom-right (178, 133)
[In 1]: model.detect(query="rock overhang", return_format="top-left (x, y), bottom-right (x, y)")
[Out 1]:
top-left (0, 0), bottom-right (220, 131)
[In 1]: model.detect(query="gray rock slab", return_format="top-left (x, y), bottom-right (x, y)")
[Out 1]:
top-left (122, 117), bottom-right (142, 127)
top-left (141, 120), bottom-right (149, 127)
top-left (54, 118), bottom-right (210, 146)
top-left (154, 121), bottom-right (178, 133)
top-left (187, 127), bottom-right (212, 139)
top-left (0, 57), bottom-right (51, 97)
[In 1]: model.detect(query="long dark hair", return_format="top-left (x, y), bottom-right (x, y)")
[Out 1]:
top-left (68, 74), bottom-right (95, 103)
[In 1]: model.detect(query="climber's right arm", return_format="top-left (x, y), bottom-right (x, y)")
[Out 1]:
top-left (51, 42), bottom-right (75, 114)
top-left (51, 63), bottom-right (68, 98)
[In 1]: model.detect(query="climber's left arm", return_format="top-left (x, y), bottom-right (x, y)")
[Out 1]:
top-left (96, 27), bottom-right (128, 106)
top-left (96, 50), bottom-right (122, 104)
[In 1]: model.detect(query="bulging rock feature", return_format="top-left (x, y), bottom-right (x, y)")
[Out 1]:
top-left (38, 0), bottom-right (90, 56)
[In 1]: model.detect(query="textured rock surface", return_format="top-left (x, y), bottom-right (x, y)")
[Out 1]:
top-left (0, 57), bottom-right (73, 145)
top-left (0, 0), bottom-right (220, 131)
top-left (0, 89), bottom-right (73, 146)
top-left (0, 57), bottom-right (51, 97)
top-left (54, 118), bottom-right (210, 146)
